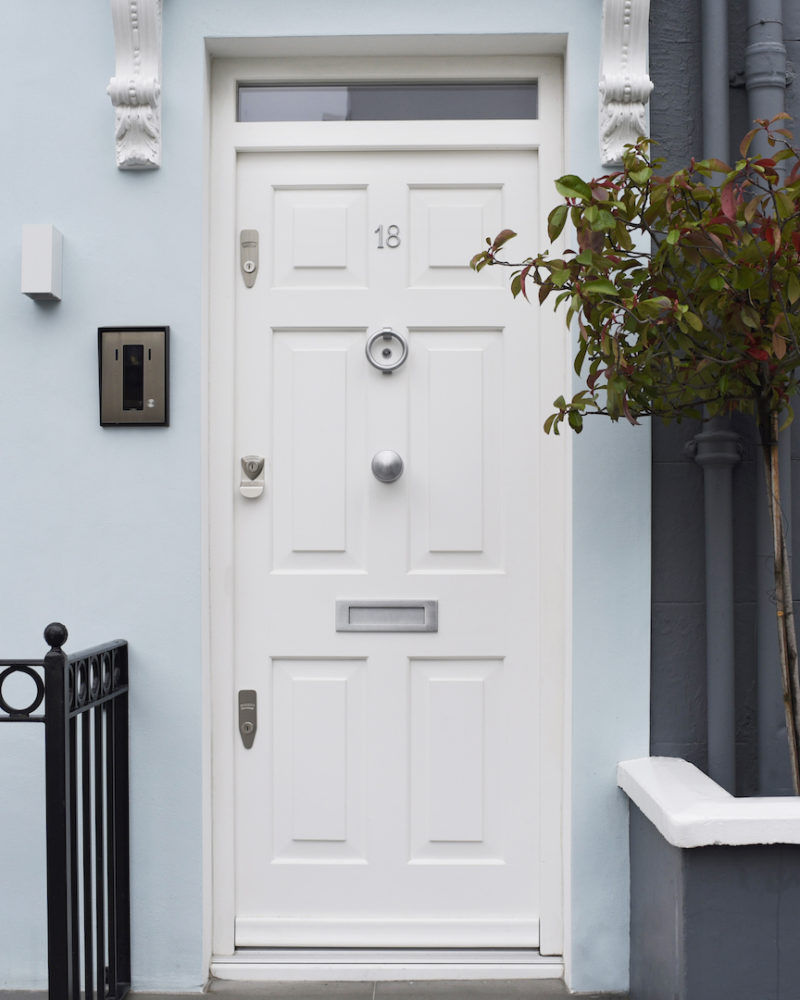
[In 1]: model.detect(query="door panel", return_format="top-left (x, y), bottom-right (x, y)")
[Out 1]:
top-left (234, 149), bottom-right (545, 949)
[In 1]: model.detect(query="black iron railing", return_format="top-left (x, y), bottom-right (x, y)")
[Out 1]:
top-left (0, 623), bottom-right (130, 1000)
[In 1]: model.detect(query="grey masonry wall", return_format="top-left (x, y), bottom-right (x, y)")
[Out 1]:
top-left (648, 0), bottom-right (800, 795)
top-left (629, 804), bottom-right (800, 1000)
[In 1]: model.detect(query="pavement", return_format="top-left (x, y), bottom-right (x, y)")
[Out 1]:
top-left (1, 981), bottom-right (628, 1000)
top-left (164, 982), bottom-right (624, 999)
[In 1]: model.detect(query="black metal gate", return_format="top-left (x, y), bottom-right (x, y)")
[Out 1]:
top-left (0, 623), bottom-right (130, 1000)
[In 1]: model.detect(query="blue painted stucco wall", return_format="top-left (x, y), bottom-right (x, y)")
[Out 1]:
top-left (0, 1), bottom-right (650, 992)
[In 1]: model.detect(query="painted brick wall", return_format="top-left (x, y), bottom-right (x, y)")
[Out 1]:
top-left (648, 0), bottom-right (800, 795)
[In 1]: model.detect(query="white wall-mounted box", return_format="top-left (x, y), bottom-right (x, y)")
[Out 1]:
top-left (21, 224), bottom-right (63, 301)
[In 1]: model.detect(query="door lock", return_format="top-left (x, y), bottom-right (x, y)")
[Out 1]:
top-left (238, 690), bottom-right (257, 749)
top-left (240, 455), bottom-right (265, 499)
top-left (240, 229), bottom-right (259, 288)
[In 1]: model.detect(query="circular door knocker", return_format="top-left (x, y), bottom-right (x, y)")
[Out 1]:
top-left (366, 327), bottom-right (409, 374)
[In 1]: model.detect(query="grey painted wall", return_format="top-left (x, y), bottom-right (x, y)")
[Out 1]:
top-left (648, 0), bottom-right (800, 795)
top-left (630, 805), bottom-right (800, 1000)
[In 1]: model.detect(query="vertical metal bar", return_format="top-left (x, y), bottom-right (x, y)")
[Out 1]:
top-left (112, 646), bottom-right (131, 993)
top-left (94, 703), bottom-right (106, 998)
top-left (69, 715), bottom-right (80, 1000)
top-left (43, 623), bottom-right (73, 1000)
top-left (105, 699), bottom-right (118, 997)
top-left (82, 709), bottom-right (94, 1000)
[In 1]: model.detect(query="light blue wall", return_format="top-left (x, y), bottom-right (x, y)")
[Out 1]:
top-left (0, 1), bottom-right (649, 992)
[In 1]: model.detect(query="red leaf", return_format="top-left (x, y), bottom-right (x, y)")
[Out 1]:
top-left (491, 229), bottom-right (517, 252)
top-left (519, 263), bottom-right (534, 302)
top-left (720, 183), bottom-right (736, 220)
top-left (740, 128), bottom-right (758, 156)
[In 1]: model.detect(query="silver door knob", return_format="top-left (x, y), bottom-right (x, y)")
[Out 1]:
top-left (372, 450), bottom-right (404, 483)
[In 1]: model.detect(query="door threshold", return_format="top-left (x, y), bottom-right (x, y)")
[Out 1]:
top-left (210, 950), bottom-right (564, 982)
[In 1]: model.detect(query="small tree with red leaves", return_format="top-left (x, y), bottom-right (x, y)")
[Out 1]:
top-left (471, 116), bottom-right (800, 791)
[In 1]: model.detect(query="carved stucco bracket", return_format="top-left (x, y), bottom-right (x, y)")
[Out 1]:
top-left (600, 0), bottom-right (653, 166)
top-left (107, 0), bottom-right (162, 169)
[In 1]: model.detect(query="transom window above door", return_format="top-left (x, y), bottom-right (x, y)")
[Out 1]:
top-left (237, 81), bottom-right (538, 122)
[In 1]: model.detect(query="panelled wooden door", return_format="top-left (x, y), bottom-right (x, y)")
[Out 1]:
top-left (233, 148), bottom-right (548, 949)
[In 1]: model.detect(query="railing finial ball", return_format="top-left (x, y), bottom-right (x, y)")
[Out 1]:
top-left (44, 622), bottom-right (68, 649)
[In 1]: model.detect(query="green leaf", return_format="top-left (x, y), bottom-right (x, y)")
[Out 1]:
top-left (741, 306), bottom-right (760, 329)
top-left (638, 296), bottom-right (672, 316)
top-left (549, 268), bottom-right (572, 288)
top-left (555, 174), bottom-right (593, 201)
top-left (788, 271), bottom-right (800, 305)
top-left (684, 311), bottom-right (704, 332)
top-left (591, 210), bottom-right (617, 232)
top-left (629, 167), bottom-right (653, 185)
top-left (583, 279), bottom-right (620, 296)
top-left (567, 410), bottom-right (584, 433)
top-left (666, 229), bottom-right (680, 245)
top-left (547, 204), bottom-right (569, 242)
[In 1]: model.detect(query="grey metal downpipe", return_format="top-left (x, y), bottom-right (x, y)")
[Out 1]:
top-left (702, 0), bottom-right (730, 162)
top-left (690, 0), bottom-right (741, 794)
top-left (746, 0), bottom-right (788, 136)
top-left (745, 0), bottom-right (793, 793)
top-left (689, 424), bottom-right (742, 793)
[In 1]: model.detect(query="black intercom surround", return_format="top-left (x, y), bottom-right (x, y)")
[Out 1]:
top-left (98, 326), bottom-right (169, 426)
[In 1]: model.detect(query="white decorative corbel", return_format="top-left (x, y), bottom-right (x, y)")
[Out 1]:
top-left (107, 0), bottom-right (162, 169)
top-left (599, 0), bottom-right (654, 166)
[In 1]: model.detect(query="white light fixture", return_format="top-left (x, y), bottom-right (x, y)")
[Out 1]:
top-left (21, 224), bottom-right (63, 302)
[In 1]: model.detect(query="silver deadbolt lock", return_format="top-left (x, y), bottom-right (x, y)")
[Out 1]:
top-left (239, 690), bottom-right (257, 749)
top-left (366, 328), bottom-right (408, 374)
top-left (240, 455), bottom-right (265, 499)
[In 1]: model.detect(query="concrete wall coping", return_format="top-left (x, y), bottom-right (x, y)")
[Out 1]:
top-left (617, 756), bottom-right (800, 848)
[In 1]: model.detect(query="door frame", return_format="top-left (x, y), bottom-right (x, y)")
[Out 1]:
top-left (207, 47), bottom-right (570, 979)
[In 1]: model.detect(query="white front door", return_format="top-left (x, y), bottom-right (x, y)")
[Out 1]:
top-left (231, 145), bottom-right (558, 951)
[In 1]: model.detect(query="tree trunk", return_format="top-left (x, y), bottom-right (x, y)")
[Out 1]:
top-left (761, 411), bottom-right (800, 794)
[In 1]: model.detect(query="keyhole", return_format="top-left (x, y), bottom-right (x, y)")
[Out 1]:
top-left (382, 348), bottom-right (392, 358)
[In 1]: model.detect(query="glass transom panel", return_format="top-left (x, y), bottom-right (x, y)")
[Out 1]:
top-left (237, 82), bottom-right (538, 122)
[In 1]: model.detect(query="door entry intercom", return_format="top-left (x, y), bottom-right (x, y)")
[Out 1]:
top-left (98, 326), bottom-right (169, 426)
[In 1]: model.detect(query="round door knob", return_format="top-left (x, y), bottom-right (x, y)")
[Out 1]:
top-left (371, 450), bottom-right (404, 483)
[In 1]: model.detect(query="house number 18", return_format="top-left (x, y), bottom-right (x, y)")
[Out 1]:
top-left (374, 224), bottom-right (401, 249)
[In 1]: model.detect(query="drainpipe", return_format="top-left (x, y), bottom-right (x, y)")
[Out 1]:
top-left (702, 0), bottom-right (730, 161)
top-left (687, 0), bottom-right (741, 794)
top-left (745, 0), bottom-right (793, 793)
top-left (688, 426), bottom-right (742, 794)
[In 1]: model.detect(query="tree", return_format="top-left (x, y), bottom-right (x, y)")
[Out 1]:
top-left (471, 116), bottom-right (800, 792)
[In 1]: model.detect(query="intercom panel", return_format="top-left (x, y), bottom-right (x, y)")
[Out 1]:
top-left (98, 326), bottom-right (169, 426)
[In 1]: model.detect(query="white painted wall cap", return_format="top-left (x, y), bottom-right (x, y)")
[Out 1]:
top-left (617, 756), bottom-right (800, 848)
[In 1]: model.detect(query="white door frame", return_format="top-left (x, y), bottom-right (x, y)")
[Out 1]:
top-left (208, 49), bottom-right (570, 980)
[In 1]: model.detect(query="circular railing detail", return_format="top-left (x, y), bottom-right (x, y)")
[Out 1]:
top-left (0, 665), bottom-right (45, 718)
